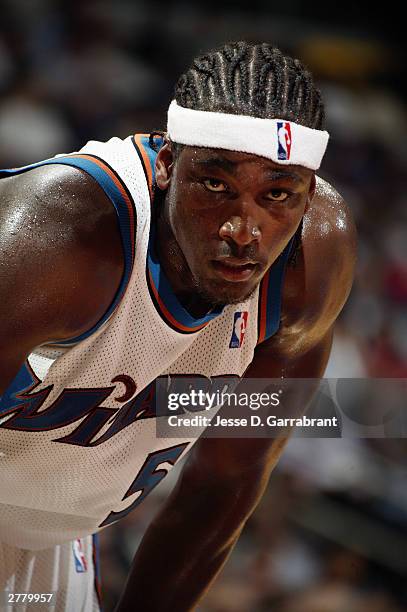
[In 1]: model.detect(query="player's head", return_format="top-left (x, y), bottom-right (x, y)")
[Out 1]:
top-left (155, 41), bottom-right (327, 306)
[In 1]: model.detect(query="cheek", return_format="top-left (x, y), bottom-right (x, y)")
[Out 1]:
top-left (170, 188), bottom-right (215, 238)
top-left (167, 189), bottom-right (187, 241)
top-left (261, 208), bottom-right (304, 255)
top-left (168, 197), bottom-right (205, 260)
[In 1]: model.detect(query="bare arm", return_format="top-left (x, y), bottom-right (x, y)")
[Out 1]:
top-left (115, 180), bottom-right (357, 611)
top-left (0, 165), bottom-right (123, 394)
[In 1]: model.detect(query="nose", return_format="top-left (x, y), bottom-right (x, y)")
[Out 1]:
top-left (219, 215), bottom-right (262, 247)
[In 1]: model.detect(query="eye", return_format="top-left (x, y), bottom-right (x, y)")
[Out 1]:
top-left (265, 189), bottom-right (289, 202)
top-left (202, 178), bottom-right (228, 192)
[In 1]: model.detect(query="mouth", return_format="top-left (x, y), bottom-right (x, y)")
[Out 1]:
top-left (211, 258), bottom-right (259, 283)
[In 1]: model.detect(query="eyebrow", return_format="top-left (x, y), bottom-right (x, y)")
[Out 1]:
top-left (192, 157), bottom-right (305, 183)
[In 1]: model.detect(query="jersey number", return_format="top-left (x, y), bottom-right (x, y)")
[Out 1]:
top-left (99, 442), bottom-right (189, 527)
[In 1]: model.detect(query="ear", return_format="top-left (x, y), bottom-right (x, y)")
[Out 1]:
top-left (155, 142), bottom-right (175, 190)
top-left (304, 172), bottom-right (316, 214)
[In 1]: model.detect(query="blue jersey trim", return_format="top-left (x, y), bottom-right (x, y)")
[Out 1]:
top-left (139, 135), bottom-right (160, 183)
top-left (257, 236), bottom-right (295, 344)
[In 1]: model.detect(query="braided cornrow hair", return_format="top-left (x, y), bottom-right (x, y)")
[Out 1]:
top-left (151, 41), bottom-right (325, 266)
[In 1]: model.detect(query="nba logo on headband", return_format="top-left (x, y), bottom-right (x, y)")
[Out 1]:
top-left (277, 122), bottom-right (292, 161)
top-left (167, 100), bottom-right (330, 170)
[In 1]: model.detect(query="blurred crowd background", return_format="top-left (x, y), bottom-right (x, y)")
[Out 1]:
top-left (0, 1), bottom-right (405, 610)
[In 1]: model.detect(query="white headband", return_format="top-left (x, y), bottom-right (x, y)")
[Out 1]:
top-left (167, 100), bottom-right (329, 170)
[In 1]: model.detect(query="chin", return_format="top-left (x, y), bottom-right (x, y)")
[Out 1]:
top-left (196, 279), bottom-right (258, 307)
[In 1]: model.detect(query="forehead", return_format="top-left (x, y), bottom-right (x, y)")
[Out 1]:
top-left (177, 146), bottom-right (312, 183)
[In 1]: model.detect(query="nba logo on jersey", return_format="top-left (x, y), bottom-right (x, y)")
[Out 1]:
top-left (277, 121), bottom-right (292, 160)
top-left (229, 311), bottom-right (249, 348)
top-left (72, 538), bottom-right (88, 573)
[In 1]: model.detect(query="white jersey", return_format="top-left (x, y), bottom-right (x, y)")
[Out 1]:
top-left (0, 134), bottom-right (294, 554)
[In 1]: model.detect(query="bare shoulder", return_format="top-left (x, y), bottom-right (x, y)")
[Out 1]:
top-left (278, 175), bottom-right (357, 354)
top-left (0, 164), bottom-right (123, 305)
top-left (304, 175), bottom-right (357, 269)
top-left (311, 175), bottom-right (356, 238)
top-left (0, 163), bottom-right (119, 230)
top-left (0, 164), bottom-right (123, 373)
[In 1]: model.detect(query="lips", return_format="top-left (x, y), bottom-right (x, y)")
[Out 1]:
top-left (211, 258), bottom-right (258, 282)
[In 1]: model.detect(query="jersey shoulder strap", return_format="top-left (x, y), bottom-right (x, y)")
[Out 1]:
top-left (256, 235), bottom-right (295, 345)
top-left (131, 133), bottom-right (163, 199)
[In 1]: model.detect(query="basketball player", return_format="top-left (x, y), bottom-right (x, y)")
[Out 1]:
top-left (0, 42), bottom-right (356, 611)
